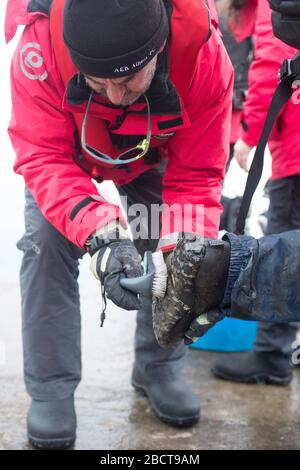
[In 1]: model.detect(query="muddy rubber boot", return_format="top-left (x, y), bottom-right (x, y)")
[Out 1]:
top-left (211, 351), bottom-right (293, 385)
top-left (132, 363), bottom-right (200, 427)
top-left (27, 396), bottom-right (76, 449)
top-left (153, 234), bottom-right (230, 348)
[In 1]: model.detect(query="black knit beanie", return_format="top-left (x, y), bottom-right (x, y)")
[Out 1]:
top-left (63, 0), bottom-right (169, 78)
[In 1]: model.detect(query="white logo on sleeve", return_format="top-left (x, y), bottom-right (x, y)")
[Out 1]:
top-left (20, 42), bottom-right (48, 81)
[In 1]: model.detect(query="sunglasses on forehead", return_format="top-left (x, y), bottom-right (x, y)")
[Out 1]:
top-left (81, 91), bottom-right (152, 165)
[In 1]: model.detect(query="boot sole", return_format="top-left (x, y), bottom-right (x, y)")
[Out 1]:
top-left (28, 434), bottom-right (75, 450)
top-left (211, 367), bottom-right (293, 385)
top-left (132, 382), bottom-right (200, 428)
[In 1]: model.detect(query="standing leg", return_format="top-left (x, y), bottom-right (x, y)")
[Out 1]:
top-left (17, 188), bottom-right (85, 448)
top-left (118, 164), bottom-right (200, 426)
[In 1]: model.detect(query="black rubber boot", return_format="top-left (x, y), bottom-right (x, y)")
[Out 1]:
top-left (132, 363), bottom-right (200, 427)
top-left (27, 396), bottom-right (76, 449)
top-left (211, 351), bottom-right (293, 385)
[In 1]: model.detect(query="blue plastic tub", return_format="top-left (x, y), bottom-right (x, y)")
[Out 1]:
top-left (190, 317), bottom-right (257, 352)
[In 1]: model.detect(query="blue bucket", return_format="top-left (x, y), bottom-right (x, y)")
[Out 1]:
top-left (190, 317), bottom-right (257, 352)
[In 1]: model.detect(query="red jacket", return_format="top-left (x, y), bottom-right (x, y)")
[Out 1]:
top-left (231, 0), bottom-right (300, 180)
top-left (6, 0), bottom-right (233, 249)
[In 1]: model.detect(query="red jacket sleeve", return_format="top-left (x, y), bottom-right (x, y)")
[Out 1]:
top-left (160, 27), bottom-right (234, 247)
top-left (241, 0), bottom-right (297, 147)
top-left (9, 17), bottom-right (126, 248)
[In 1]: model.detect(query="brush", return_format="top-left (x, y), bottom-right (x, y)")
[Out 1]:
top-left (120, 250), bottom-right (168, 300)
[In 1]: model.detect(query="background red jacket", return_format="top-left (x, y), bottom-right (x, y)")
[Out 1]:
top-left (233, 0), bottom-right (300, 180)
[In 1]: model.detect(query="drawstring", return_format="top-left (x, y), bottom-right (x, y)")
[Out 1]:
top-left (100, 284), bottom-right (107, 327)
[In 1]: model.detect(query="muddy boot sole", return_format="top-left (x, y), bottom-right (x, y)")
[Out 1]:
top-left (28, 434), bottom-right (75, 450)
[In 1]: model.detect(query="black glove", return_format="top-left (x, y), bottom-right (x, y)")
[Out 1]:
top-left (89, 234), bottom-right (143, 312)
top-left (184, 308), bottom-right (226, 345)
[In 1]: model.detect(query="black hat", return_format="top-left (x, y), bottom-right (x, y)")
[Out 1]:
top-left (63, 0), bottom-right (169, 78)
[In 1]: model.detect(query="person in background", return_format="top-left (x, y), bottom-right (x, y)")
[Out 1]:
top-left (217, 0), bottom-right (253, 233)
top-left (208, 0), bottom-right (300, 386)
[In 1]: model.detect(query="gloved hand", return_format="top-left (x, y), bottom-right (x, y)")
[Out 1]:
top-left (89, 231), bottom-right (143, 312)
top-left (184, 308), bottom-right (226, 345)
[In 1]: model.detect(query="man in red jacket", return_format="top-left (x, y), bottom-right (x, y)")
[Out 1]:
top-left (212, 0), bottom-right (300, 386)
top-left (6, 0), bottom-right (233, 448)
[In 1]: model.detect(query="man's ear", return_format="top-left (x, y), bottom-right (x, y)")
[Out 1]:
top-left (158, 40), bottom-right (167, 54)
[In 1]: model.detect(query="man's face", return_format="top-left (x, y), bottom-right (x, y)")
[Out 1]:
top-left (84, 54), bottom-right (158, 106)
